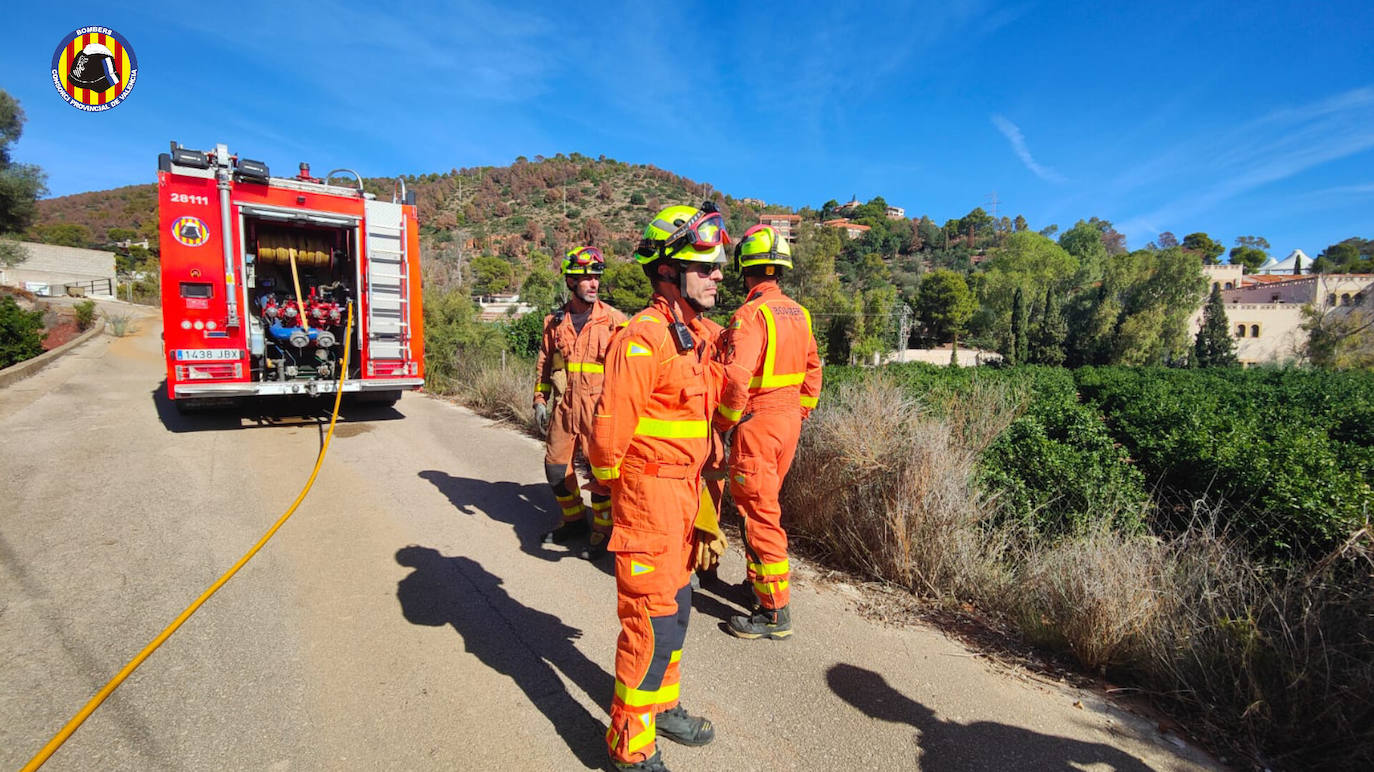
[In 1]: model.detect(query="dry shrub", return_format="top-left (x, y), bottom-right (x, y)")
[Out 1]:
top-left (1143, 525), bottom-right (1374, 768)
top-left (782, 376), bottom-right (1017, 598)
top-left (1011, 528), bottom-right (1166, 670)
top-left (104, 312), bottom-right (137, 337)
top-left (428, 346), bottom-right (536, 430)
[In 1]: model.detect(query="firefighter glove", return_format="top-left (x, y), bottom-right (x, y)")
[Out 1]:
top-left (535, 402), bottom-right (550, 434)
top-left (692, 484), bottom-right (727, 572)
top-left (693, 528), bottom-right (727, 572)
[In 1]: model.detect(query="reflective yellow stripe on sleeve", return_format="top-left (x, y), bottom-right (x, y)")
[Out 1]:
top-left (716, 403), bottom-right (743, 422)
top-left (535, 383), bottom-right (552, 394)
top-left (592, 464), bottom-right (620, 480)
top-left (634, 417), bottom-right (709, 438)
top-left (567, 362), bottom-right (604, 373)
top-left (799, 394), bottom-right (818, 408)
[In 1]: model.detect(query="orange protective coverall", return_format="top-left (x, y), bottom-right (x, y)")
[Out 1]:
top-left (588, 294), bottom-right (720, 765)
top-left (712, 282), bottom-right (822, 610)
top-left (534, 299), bottom-right (627, 534)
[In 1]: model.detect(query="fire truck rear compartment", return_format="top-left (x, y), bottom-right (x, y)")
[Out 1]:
top-left (246, 220), bottom-right (360, 383)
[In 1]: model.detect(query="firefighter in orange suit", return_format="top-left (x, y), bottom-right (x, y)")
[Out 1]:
top-left (589, 204), bottom-right (729, 771)
top-left (534, 247), bottom-right (627, 559)
top-left (712, 225), bottom-right (822, 640)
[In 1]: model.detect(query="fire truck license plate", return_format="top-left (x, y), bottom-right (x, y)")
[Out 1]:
top-left (174, 349), bottom-right (242, 361)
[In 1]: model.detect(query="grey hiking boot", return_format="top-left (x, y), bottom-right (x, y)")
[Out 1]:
top-left (727, 604), bottom-right (793, 640)
top-left (542, 518), bottom-right (588, 544)
top-left (654, 705), bottom-right (715, 746)
top-left (614, 749), bottom-right (669, 771)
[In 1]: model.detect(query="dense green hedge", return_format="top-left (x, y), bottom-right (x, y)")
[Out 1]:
top-left (1073, 367), bottom-right (1374, 557)
top-left (821, 362), bottom-right (1374, 558)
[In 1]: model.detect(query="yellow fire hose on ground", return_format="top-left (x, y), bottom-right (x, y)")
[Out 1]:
top-left (22, 302), bottom-right (355, 771)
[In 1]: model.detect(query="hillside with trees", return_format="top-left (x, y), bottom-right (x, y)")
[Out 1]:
top-left (31, 152), bottom-right (1373, 366)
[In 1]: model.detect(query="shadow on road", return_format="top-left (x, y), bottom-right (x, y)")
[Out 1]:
top-left (826, 663), bottom-right (1155, 771)
top-left (691, 570), bottom-right (753, 625)
top-left (395, 546), bottom-right (612, 770)
top-left (151, 381), bottom-right (404, 435)
top-left (418, 470), bottom-right (610, 573)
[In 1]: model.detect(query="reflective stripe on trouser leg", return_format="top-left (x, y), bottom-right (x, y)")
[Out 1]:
top-left (590, 494), bottom-right (612, 534)
top-left (729, 411), bottom-right (800, 610)
top-left (554, 489), bottom-right (584, 523)
top-left (609, 582), bottom-right (691, 763)
top-left (607, 471), bottom-right (695, 764)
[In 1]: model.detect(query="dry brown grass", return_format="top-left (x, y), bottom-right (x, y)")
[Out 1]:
top-left (427, 346), bottom-right (537, 431)
top-left (783, 376), bottom-right (1017, 600)
top-left (781, 375), bottom-right (1374, 769)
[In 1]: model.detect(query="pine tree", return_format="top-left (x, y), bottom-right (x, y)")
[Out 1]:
top-left (1030, 287), bottom-right (1067, 365)
top-left (1009, 286), bottom-right (1028, 365)
top-left (1194, 283), bottom-right (1238, 367)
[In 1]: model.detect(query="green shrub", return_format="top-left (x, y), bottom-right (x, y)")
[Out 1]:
top-left (1074, 367), bottom-right (1374, 558)
top-left (73, 300), bottom-right (97, 331)
top-left (501, 309), bottom-right (544, 358)
top-left (1, 296), bottom-right (45, 367)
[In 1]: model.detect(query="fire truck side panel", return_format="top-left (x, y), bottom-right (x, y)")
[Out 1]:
top-left (159, 169), bottom-right (249, 397)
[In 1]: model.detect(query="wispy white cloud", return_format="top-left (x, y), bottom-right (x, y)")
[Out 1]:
top-left (1116, 86), bottom-right (1374, 240)
top-left (1302, 182), bottom-right (1374, 197)
top-left (991, 114), bottom-right (1066, 183)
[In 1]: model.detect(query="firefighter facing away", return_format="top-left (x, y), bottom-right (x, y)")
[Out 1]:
top-left (589, 204), bottom-right (729, 771)
top-left (533, 247), bottom-right (627, 559)
top-left (713, 224), bottom-right (822, 640)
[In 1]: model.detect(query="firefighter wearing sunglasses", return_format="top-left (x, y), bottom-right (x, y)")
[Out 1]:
top-left (588, 204), bottom-right (730, 771)
top-left (712, 224), bottom-right (822, 640)
top-left (534, 246), bottom-right (628, 559)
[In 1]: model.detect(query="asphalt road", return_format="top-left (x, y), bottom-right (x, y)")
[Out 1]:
top-left (0, 318), bottom-right (1222, 771)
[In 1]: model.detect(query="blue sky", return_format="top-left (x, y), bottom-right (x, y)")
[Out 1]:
top-left (5, 1), bottom-right (1372, 257)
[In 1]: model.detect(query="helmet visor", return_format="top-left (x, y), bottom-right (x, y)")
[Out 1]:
top-left (565, 247), bottom-right (606, 274)
top-left (665, 212), bottom-right (730, 254)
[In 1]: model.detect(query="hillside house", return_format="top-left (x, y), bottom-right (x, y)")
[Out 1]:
top-left (757, 213), bottom-right (800, 241)
top-left (822, 218), bottom-right (870, 240)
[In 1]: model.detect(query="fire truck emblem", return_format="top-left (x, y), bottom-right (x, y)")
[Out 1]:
top-left (50, 27), bottom-right (138, 112)
top-left (171, 216), bottom-right (210, 248)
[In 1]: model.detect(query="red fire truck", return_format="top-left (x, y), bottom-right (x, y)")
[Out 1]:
top-left (157, 142), bottom-right (424, 409)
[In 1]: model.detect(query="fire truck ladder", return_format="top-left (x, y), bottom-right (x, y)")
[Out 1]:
top-left (363, 201), bottom-right (409, 366)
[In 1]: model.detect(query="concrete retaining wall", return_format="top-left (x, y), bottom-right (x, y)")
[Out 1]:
top-left (0, 322), bottom-right (106, 389)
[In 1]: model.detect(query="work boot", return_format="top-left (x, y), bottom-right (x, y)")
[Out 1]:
top-left (654, 705), bottom-right (715, 746)
top-left (541, 518), bottom-right (588, 544)
top-left (614, 749), bottom-right (669, 771)
top-left (727, 605), bottom-right (793, 640)
top-left (579, 532), bottom-right (608, 561)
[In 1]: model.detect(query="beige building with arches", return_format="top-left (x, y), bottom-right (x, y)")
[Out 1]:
top-left (1193, 267), bottom-right (1372, 365)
